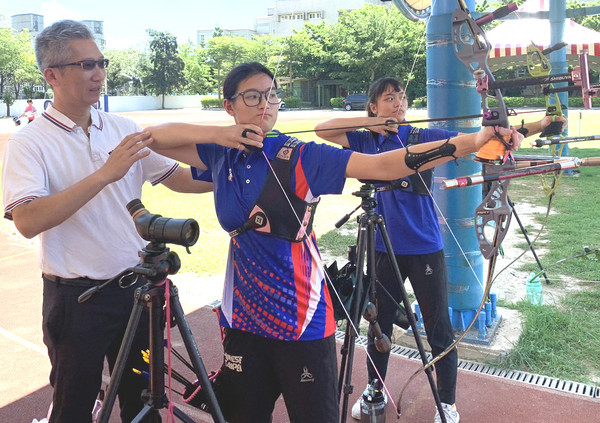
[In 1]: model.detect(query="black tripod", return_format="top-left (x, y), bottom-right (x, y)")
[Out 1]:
top-left (336, 183), bottom-right (447, 423)
top-left (508, 196), bottom-right (551, 284)
top-left (80, 241), bottom-right (225, 423)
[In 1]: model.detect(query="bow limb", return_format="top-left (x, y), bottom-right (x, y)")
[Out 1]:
top-left (527, 43), bottom-right (566, 138)
top-left (526, 43), bottom-right (566, 200)
top-left (452, 5), bottom-right (513, 164)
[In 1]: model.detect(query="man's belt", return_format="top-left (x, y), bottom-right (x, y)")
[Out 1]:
top-left (42, 273), bottom-right (109, 288)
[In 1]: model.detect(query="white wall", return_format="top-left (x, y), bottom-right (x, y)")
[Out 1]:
top-left (2, 95), bottom-right (205, 117)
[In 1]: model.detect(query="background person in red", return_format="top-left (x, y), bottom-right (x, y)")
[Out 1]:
top-left (19, 99), bottom-right (37, 123)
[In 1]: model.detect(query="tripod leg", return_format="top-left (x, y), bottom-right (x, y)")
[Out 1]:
top-left (364, 217), bottom-right (391, 355)
top-left (376, 219), bottom-right (448, 422)
top-left (172, 405), bottom-right (198, 423)
top-left (508, 196), bottom-right (551, 284)
top-left (337, 326), bottom-right (351, 395)
top-left (169, 284), bottom-right (226, 423)
top-left (98, 287), bottom-right (147, 423)
top-left (130, 404), bottom-right (158, 423)
top-left (339, 214), bottom-right (369, 423)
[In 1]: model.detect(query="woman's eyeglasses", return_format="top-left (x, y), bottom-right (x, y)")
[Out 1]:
top-left (229, 88), bottom-right (283, 107)
top-left (49, 59), bottom-right (110, 71)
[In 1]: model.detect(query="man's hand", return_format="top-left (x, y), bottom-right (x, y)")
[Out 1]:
top-left (99, 131), bottom-right (153, 184)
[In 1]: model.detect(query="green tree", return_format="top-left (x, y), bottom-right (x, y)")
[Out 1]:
top-left (144, 29), bottom-right (185, 108)
top-left (179, 42), bottom-right (214, 94)
top-left (328, 4), bottom-right (426, 100)
top-left (279, 29), bottom-right (325, 96)
top-left (206, 36), bottom-right (252, 99)
top-left (247, 34), bottom-right (283, 70)
top-left (105, 49), bottom-right (149, 95)
top-left (291, 22), bottom-right (340, 93)
top-left (2, 91), bottom-right (15, 117)
top-left (0, 28), bottom-right (28, 99)
top-left (568, 0), bottom-right (600, 32)
top-left (11, 31), bottom-right (43, 100)
top-left (105, 50), bottom-right (130, 95)
top-left (213, 26), bottom-right (224, 38)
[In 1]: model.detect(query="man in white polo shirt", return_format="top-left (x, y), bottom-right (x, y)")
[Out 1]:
top-left (1, 20), bottom-right (221, 423)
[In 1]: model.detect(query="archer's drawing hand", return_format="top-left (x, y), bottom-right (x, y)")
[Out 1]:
top-left (369, 117), bottom-right (399, 136)
top-left (220, 124), bottom-right (265, 152)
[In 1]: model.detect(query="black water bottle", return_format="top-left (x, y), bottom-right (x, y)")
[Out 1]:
top-left (360, 379), bottom-right (386, 422)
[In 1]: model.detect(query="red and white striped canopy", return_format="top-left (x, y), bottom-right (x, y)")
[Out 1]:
top-left (486, 0), bottom-right (600, 65)
top-left (488, 19), bottom-right (600, 59)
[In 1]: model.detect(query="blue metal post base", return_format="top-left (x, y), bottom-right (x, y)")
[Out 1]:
top-left (410, 293), bottom-right (502, 346)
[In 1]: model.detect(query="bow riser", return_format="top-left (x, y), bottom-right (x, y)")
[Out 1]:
top-left (475, 179), bottom-right (512, 259)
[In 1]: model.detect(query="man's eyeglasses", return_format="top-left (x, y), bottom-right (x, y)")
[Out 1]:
top-left (49, 59), bottom-right (109, 71)
top-left (229, 88), bottom-right (283, 107)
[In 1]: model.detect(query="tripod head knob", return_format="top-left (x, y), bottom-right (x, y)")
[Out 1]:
top-left (78, 285), bottom-right (101, 303)
top-left (364, 302), bottom-right (392, 353)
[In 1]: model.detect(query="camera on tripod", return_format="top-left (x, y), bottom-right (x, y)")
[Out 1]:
top-left (78, 201), bottom-right (201, 303)
top-left (95, 202), bottom-right (225, 423)
top-left (126, 199), bottom-right (200, 282)
top-left (127, 199), bottom-right (199, 248)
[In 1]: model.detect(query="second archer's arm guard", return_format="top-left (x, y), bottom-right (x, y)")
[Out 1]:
top-left (404, 138), bottom-right (458, 172)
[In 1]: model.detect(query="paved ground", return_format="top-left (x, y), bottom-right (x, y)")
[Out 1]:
top-left (1, 110), bottom-right (599, 422)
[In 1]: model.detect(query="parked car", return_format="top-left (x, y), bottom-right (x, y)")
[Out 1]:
top-left (342, 93), bottom-right (368, 111)
top-left (279, 100), bottom-right (286, 110)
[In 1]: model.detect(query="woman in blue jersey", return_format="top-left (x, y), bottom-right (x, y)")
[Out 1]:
top-left (315, 76), bottom-right (564, 423)
top-left (145, 65), bottom-right (523, 423)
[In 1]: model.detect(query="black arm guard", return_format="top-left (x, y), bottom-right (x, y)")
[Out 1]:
top-left (404, 138), bottom-right (457, 172)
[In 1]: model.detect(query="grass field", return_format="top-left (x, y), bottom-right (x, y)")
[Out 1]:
top-left (141, 109), bottom-right (600, 277)
top-left (1, 107), bottom-right (599, 383)
top-left (144, 112), bottom-right (600, 384)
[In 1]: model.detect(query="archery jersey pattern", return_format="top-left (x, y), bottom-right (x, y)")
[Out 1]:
top-left (346, 125), bottom-right (458, 255)
top-left (192, 132), bottom-right (353, 340)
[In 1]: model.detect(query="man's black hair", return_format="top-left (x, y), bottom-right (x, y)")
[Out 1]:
top-left (223, 62), bottom-right (277, 100)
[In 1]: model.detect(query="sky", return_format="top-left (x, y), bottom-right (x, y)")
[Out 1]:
top-left (1, 0), bottom-right (275, 49)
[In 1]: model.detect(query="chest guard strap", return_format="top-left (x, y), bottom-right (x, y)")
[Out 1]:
top-left (229, 138), bottom-right (320, 242)
top-left (378, 128), bottom-right (433, 196)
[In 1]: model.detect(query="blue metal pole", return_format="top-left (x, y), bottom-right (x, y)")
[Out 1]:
top-left (550, 0), bottom-right (569, 154)
top-left (429, 1), bottom-right (485, 328)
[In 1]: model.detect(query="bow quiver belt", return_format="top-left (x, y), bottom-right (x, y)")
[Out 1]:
top-left (376, 127), bottom-right (433, 196)
top-left (229, 138), bottom-right (319, 242)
